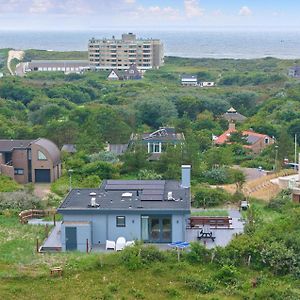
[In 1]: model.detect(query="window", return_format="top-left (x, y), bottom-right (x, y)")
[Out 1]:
top-left (264, 138), bottom-right (269, 144)
top-left (116, 216), bottom-right (126, 227)
top-left (153, 143), bottom-right (160, 153)
top-left (14, 168), bottom-right (24, 175)
top-left (38, 151), bottom-right (47, 160)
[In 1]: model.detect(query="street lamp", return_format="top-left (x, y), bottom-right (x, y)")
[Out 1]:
top-left (68, 169), bottom-right (74, 192)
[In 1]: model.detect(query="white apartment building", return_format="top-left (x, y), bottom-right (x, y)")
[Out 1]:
top-left (88, 33), bottom-right (164, 70)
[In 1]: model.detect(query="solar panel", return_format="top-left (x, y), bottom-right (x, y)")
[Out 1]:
top-left (105, 184), bottom-right (165, 191)
top-left (140, 194), bottom-right (164, 201)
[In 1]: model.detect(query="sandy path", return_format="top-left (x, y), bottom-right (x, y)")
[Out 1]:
top-left (7, 50), bottom-right (24, 75)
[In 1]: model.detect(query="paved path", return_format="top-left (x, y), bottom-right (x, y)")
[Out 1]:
top-left (41, 222), bottom-right (62, 250)
top-left (234, 166), bottom-right (266, 181)
top-left (33, 183), bottom-right (51, 199)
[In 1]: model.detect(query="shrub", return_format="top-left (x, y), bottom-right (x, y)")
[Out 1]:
top-left (261, 242), bottom-right (299, 276)
top-left (214, 265), bottom-right (239, 285)
top-left (186, 242), bottom-right (211, 264)
top-left (183, 275), bottom-right (216, 293)
top-left (119, 245), bottom-right (166, 270)
top-left (268, 189), bottom-right (292, 211)
top-left (0, 175), bottom-right (21, 192)
top-left (137, 169), bottom-right (162, 180)
top-left (0, 191), bottom-right (43, 210)
top-left (89, 151), bottom-right (119, 164)
top-left (193, 185), bottom-right (230, 207)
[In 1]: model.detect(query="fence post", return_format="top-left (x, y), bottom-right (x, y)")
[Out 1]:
top-left (36, 238), bottom-right (39, 253)
top-left (53, 214), bottom-right (56, 226)
top-left (45, 224), bottom-right (49, 237)
top-left (86, 239), bottom-right (89, 253)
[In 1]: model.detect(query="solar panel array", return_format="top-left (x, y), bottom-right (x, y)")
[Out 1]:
top-left (105, 180), bottom-right (166, 201)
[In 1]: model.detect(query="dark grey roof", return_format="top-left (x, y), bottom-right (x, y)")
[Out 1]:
top-left (34, 138), bottom-right (61, 166)
top-left (222, 111), bottom-right (247, 122)
top-left (181, 75), bottom-right (197, 80)
top-left (246, 135), bottom-right (261, 144)
top-left (108, 144), bottom-right (128, 155)
top-left (133, 127), bottom-right (185, 142)
top-left (61, 144), bottom-right (77, 153)
top-left (58, 179), bottom-right (190, 212)
top-left (0, 139), bottom-right (33, 151)
top-left (125, 64), bottom-right (142, 79)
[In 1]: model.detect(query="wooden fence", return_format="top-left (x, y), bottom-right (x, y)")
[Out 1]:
top-left (19, 209), bottom-right (56, 224)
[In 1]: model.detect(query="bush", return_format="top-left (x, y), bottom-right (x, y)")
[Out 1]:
top-left (0, 175), bottom-right (21, 192)
top-left (261, 242), bottom-right (299, 276)
top-left (137, 169), bottom-right (162, 180)
top-left (268, 189), bottom-right (292, 211)
top-left (183, 275), bottom-right (216, 293)
top-left (119, 244), bottom-right (166, 270)
top-left (186, 242), bottom-right (211, 264)
top-left (193, 185), bottom-right (230, 207)
top-left (214, 265), bottom-right (239, 285)
top-left (0, 191), bottom-right (43, 210)
top-left (89, 151), bottom-right (119, 164)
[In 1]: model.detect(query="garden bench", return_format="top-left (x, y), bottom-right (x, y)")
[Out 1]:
top-left (189, 216), bottom-right (233, 229)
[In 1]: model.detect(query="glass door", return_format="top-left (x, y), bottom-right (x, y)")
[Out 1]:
top-left (149, 217), bottom-right (160, 242)
top-left (162, 217), bottom-right (172, 242)
top-left (142, 216), bottom-right (172, 243)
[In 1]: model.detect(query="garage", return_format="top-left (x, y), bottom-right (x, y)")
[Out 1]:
top-left (35, 169), bottom-right (51, 183)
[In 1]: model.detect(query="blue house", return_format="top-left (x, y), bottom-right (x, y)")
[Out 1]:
top-left (58, 165), bottom-right (191, 251)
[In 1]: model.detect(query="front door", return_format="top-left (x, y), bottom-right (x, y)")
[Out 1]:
top-left (66, 227), bottom-right (77, 251)
top-left (143, 216), bottom-right (172, 243)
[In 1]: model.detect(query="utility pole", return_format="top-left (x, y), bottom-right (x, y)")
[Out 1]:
top-left (274, 145), bottom-right (279, 172)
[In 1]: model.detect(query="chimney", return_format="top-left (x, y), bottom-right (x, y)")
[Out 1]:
top-left (228, 121), bottom-right (236, 131)
top-left (181, 165), bottom-right (191, 188)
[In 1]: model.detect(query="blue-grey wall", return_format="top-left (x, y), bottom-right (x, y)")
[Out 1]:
top-left (60, 211), bottom-right (189, 251)
top-left (61, 222), bottom-right (91, 252)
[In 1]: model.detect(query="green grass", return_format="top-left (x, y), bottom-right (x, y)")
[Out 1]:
top-left (23, 49), bottom-right (88, 61)
top-left (0, 211), bottom-right (299, 299)
top-left (191, 210), bottom-right (229, 217)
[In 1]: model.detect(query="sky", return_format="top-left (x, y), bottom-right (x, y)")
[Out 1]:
top-left (0, 0), bottom-right (299, 31)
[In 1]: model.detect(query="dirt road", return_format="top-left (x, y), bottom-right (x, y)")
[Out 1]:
top-left (7, 50), bottom-right (24, 75)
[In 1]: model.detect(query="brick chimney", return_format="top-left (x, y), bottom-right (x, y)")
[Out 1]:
top-left (228, 122), bottom-right (236, 131)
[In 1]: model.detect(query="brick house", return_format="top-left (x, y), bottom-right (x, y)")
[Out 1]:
top-left (0, 138), bottom-right (62, 184)
top-left (214, 123), bottom-right (274, 154)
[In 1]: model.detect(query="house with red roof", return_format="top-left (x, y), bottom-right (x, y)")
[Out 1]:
top-left (214, 123), bottom-right (274, 154)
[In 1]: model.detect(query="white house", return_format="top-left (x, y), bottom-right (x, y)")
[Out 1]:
top-left (181, 75), bottom-right (198, 86)
top-left (199, 81), bottom-right (215, 87)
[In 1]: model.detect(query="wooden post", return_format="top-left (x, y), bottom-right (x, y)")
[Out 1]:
top-left (177, 248), bottom-right (180, 262)
top-left (86, 239), bottom-right (89, 253)
top-left (53, 214), bottom-right (56, 226)
top-left (36, 238), bottom-right (39, 253)
top-left (45, 224), bottom-right (49, 237)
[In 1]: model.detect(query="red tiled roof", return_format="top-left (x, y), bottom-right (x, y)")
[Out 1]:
top-left (214, 128), bottom-right (236, 144)
top-left (214, 129), bottom-right (271, 145)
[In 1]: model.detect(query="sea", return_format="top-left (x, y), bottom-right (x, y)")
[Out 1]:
top-left (1, 30), bottom-right (300, 59)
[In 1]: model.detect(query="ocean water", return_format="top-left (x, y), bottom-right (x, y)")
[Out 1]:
top-left (0, 30), bottom-right (300, 59)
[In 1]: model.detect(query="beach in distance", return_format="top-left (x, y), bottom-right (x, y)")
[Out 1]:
top-left (1, 29), bottom-right (300, 59)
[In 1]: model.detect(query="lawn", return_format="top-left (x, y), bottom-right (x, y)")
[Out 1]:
top-left (191, 210), bottom-right (229, 217)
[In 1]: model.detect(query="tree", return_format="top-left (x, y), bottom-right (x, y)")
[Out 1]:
top-left (134, 98), bottom-right (178, 128)
top-left (205, 147), bottom-right (234, 169)
top-left (278, 127), bottom-right (294, 162)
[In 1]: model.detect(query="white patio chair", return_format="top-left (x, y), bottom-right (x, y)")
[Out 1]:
top-left (106, 240), bottom-right (116, 250)
top-left (125, 240), bottom-right (135, 247)
top-left (115, 237), bottom-right (126, 251)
